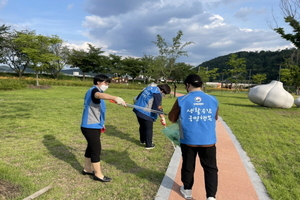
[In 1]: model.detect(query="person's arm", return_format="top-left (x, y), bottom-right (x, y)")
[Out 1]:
top-left (215, 107), bottom-right (219, 120)
top-left (94, 92), bottom-right (126, 106)
top-left (95, 92), bottom-right (117, 100)
top-left (168, 99), bottom-right (180, 123)
top-left (152, 93), bottom-right (162, 111)
top-left (152, 93), bottom-right (167, 125)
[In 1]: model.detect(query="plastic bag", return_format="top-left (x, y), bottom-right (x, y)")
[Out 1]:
top-left (161, 123), bottom-right (180, 146)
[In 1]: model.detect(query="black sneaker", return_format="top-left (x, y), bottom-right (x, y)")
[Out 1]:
top-left (145, 144), bottom-right (155, 149)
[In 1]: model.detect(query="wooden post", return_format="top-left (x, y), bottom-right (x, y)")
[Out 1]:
top-left (23, 185), bottom-right (52, 200)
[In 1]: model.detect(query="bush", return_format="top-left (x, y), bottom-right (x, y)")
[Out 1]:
top-left (0, 78), bottom-right (28, 90)
top-left (0, 75), bottom-right (149, 90)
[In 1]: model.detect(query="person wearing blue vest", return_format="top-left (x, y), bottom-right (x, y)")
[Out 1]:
top-left (81, 74), bottom-right (126, 182)
top-left (133, 83), bottom-right (171, 149)
top-left (168, 74), bottom-right (219, 200)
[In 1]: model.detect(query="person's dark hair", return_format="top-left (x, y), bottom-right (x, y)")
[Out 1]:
top-left (184, 74), bottom-right (203, 88)
top-left (157, 84), bottom-right (171, 94)
top-left (93, 74), bottom-right (111, 85)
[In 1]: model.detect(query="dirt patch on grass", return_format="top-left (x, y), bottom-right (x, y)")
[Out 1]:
top-left (0, 179), bottom-right (21, 199)
top-left (28, 85), bottom-right (51, 89)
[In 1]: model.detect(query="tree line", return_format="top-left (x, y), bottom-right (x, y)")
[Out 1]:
top-left (198, 49), bottom-right (291, 82)
top-left (1, 0), bottom-right (300, 93)
top-left (0, 25), bottom-right (195, 87)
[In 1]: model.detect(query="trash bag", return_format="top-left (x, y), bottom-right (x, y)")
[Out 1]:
top-left (161, 123), bottom-right (180, 146)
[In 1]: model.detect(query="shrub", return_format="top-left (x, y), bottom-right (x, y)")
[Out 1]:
top-left (0, 78), bottom-right (28, 90)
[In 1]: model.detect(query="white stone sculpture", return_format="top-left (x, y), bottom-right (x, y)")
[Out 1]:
top-left (295, 97), bottom-right (300, 107)
top-left (248, 80), bottom-right (294, 108)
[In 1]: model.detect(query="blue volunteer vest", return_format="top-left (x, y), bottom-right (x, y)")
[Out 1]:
top-left (81, 86), bottom-right (106, 129)
top-left (178, 91), bottom-right (218, 145)
top-left (134, 85), bottom-right (161, 120)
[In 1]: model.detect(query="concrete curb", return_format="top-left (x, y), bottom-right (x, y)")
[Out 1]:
top-left (154, 146), bottom-right (181, 200)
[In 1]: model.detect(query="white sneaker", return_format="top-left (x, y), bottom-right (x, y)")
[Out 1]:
top-left (207, 197), bottom-right (216, 200)
top-left (180, 185), bottom-right (192, 199)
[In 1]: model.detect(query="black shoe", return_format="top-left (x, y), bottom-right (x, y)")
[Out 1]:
top-left (82, 170), bottom-right (94, 175)
top-left (145, 144), bottom-right (155, 149)
top-left (93, 175), bottom-right (112, 182)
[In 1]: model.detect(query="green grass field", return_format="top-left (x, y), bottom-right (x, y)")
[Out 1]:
top-left (0, 86), bottom-right (299, 200)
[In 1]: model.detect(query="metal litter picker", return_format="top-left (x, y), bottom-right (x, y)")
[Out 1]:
top-left (109, 100), bottom-right (167, 115)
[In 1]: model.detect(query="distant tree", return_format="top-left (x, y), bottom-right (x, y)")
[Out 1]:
top-left (207, 68), bottom-right (219, 82)
top-left (148, 56), bottom-right (168, 82)
top-left (151, 30), bottom-right (194, 81)
top-left (273, 0), bottom-right (300, 93)
top-left (252, 73), bottom-right (267, 84)
top-left (47, 42), bottom-right (70, 79)
top-left (139, 54), bottom-right (156, 83)
top-left (273, 0), bottom-right (300, 48)
top-left (67, 49), bottom-right (88, 79)
top-left (280, 55), bottom-right (300, 94)
top-left (150, 30), bottom-right (194, 96)
top-left (1, 29), bottom-right (32, 77)
top-left (170, 62), bottom-right (194, 96)
top-left (171, 62), bottom-right (194, 82)
top-left (197, 67), bottom-right (219, 83)
top-left (13, 32), bottom-right (62, 86)
top-left (280, 68), bottom-right (294, 85)
top-left (104, 54), bottom-right (123, 76)
top-left (0, 24), bottom-right (10, 62)
top-left (87, 44), bottom-right (107, 74)
top-left (122, 57), bottom-right (143, 82)
top-left (0, 24), bottom-right (9, 42)
top-left (199, 49), bottom-right (292, 82)
top-left (226, 54), bottom-right (247, 92)
top-left (287, 63), bottom-right (300, 94)
top-left (197, 67), bottom-right (207, 83)
top-left (68, 43), bottom-right (105, 80)
top-left (197, 67), bottom-right (219, 91)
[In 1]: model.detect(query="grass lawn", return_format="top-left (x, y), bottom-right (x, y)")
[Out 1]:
top-left (213, 91), bottom-right (300, 200)
top-left (0, 86), bottom-right (300, 200)
top-left (0, 86), bottom-right (176, 200)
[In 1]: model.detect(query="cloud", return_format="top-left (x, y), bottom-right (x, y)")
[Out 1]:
top-left (0, 0), bottom-right (7, 9)
top-left (64, 41), bottom-right (91, 51)
top-left (67, 4), bottom-right (74, 10)
top-left (84, 0), bottom-right (160, 17)
top-left (78, 0), bottom-right (291, 66)
top-left (234, 7), bottom-right (254, 21)
top-left (83, 0), bottom-right (206, 57)
top-left (234, 7), bottom-right (267, 21)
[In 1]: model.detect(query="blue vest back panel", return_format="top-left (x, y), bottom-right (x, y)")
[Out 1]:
top-left (134, 85), bottom-right (161, 120)
top-left (178, 91), bottom-right (218, 145)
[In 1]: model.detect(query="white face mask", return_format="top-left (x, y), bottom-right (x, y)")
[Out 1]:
top-left (99, 85), bottom-right (109, 92)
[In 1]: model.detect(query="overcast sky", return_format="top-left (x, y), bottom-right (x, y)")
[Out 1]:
top-left (0, 0), bottom-right (294, 67)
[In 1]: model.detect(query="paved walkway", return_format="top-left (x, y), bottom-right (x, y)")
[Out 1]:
top-left (155, 93), bottom-right (270, 200)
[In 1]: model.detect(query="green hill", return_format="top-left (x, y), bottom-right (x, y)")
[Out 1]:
top-left (197, 48), bottom-right (294, 83)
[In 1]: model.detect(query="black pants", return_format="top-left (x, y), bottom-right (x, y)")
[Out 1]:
top-left (136, 116), bottom-right (153, 147)
top-left (180, 143), bottom-right (218, 198)
top-left (81, 127), bottom-right (101, 163)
